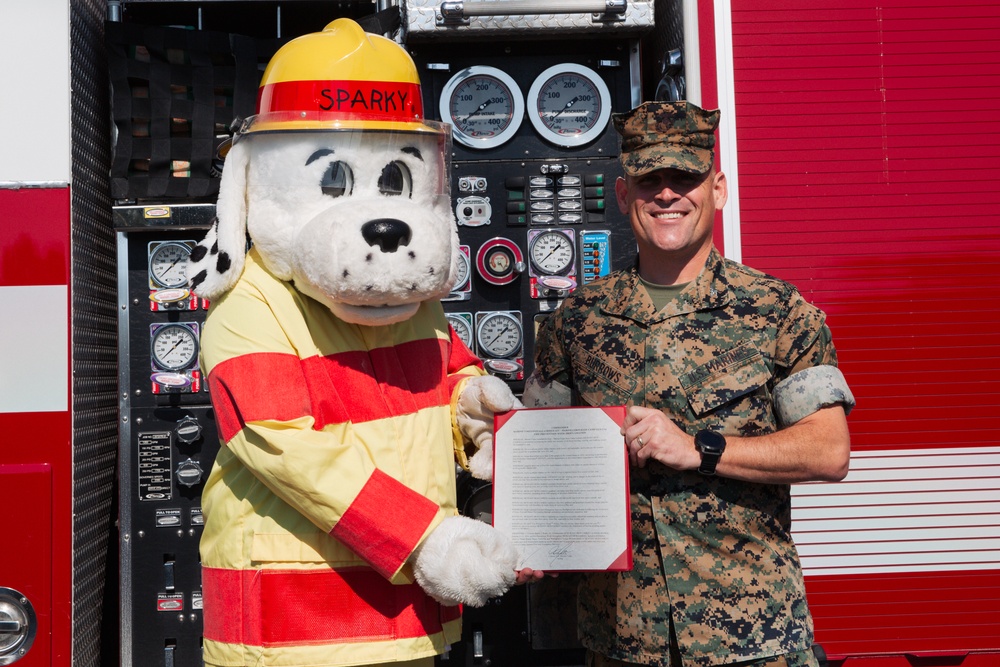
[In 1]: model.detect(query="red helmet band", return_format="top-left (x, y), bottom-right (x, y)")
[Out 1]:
top-left (256, 80), bottom-right (424, 122)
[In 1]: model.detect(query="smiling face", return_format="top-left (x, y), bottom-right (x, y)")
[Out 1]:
top-left (242, 130), bottom-right (460, 325)
top-left (615, 166), bottom-right (728, 285)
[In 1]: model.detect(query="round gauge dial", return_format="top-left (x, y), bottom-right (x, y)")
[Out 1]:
top-left (453, 249), bottom-right (471, 291)
top-left (440, 66), bottom-right (524, 149)
top-left (475, 237), bottom-right (525, 286)
top-left (527, 64), bottom-right (612, 147)
top-left (529, 230), bottom-right (575, 276)
top-left (149, 242), bottom-right (192, 289)
top-left (476, 312), bottom-right (523, 359)
top-left (446, 313), bottom-right (474, 349)
top-left (151, 324), bottom-right (199, 372)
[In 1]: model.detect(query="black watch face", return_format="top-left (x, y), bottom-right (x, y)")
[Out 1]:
top-left (697, 430), bottom-right (726, 453)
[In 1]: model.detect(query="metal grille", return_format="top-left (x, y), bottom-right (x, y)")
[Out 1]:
top-left (105, 21), bottom-right (278, 202)
top-left (71, 1), bottom-right (118, 665)
top-left (641, 0), bottom-right (685, 99)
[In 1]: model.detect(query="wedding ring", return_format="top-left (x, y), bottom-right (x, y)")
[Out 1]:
top-left (637, 437), bottom-right (644, 447)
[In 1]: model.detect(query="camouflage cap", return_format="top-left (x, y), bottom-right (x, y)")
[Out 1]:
top-left (612, 100), bottom-right (720, 176)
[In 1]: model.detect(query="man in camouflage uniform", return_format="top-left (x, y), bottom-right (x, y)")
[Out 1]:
top-left (524, 101), bottom-right (855, 667)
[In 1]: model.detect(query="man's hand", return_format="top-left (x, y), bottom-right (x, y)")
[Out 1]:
top-left (621, 405), bottom-right (699, 471)
top-left (514, 568), bottom-right (555, 585)
top-left (621, 404), bottom-right (851, 483)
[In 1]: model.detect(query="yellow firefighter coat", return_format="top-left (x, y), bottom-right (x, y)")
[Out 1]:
top-left (198, 249), bottom-right (484, 666)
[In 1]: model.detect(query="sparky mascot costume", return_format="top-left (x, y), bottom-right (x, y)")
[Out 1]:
top-left (186, 19), bottom-right (520, 667)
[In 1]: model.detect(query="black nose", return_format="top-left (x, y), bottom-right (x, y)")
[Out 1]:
top-left (361, 218), bottom-right (412, 253)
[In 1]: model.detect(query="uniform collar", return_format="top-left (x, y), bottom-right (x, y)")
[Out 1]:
top-left (602, 247), bottom-right (732, 324)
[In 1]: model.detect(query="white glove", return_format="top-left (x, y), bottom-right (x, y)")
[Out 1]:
top-left (457, 375), bottom-right (522, 480)
top-left (413, 515), bottom-right (519, 607)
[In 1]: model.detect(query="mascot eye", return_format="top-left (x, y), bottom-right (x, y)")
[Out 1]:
top-left (321, 161), bottom-right (354, 198)
top-left (378, 161), bottom-right (412, 198)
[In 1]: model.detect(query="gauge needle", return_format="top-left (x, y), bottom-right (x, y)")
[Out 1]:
top-left (551, 96), bottom-right (581, 119)
top-left (486, 324), bottom-right (511, 348)
top-left (163, 339), bottom-right (184, 358)
top-left (464, 98), bottom-right (494, 121)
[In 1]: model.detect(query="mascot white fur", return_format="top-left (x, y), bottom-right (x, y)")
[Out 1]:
top-left (188, 19), bottom-right (519, 667)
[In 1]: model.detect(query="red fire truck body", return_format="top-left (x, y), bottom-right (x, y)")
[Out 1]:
top-left (0, 1), bottom-right (997, 666)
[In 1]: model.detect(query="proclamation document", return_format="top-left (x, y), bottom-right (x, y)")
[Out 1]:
top-left (492, 406), bottom-right (632, 572)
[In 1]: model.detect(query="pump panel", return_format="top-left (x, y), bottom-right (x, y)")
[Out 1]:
top-left (110, 5), bottom-right (646, 666)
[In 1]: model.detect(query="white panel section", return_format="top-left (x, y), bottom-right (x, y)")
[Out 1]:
top-left (791, 447), bottom-right (1000, 576)
top-left (0, 285), bottom-right (69, 413)
top-left (0, 0), bottom-right (71, 183)
top-left (713, 0), bottom-right (742, 263)
top-left (682, 0), bottom-right (702, 106)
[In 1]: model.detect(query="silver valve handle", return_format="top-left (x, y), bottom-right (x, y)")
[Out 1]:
top-left (440, 0), bottom-right (626, 21)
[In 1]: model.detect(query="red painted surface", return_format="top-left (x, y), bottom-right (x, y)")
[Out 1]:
top-left (0, 185), bottom-right (73, 666)
top-left (0, 188), bottom-right (71, 286)
top-left (0, 464), bottom-right (52, 667)
top-left (807, 571), bottom-right (1000, 657)
top-left (727, 0), bottom-right (1000, 660)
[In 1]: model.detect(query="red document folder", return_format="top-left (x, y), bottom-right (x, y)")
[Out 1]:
top-left (493, 405), bottom-right (632, 572)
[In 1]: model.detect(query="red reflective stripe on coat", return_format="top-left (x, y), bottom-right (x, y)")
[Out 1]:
top-left (202, 567), bottom-right (459, 646)
top-left (332, 469), bottom-right (439, 578)
top-left (209, 337), bottom-right (466, 443)
top-left (208, 352), bottom-right (310, 443)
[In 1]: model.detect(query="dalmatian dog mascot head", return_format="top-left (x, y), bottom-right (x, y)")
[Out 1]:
top-left (188, 24), bottom-right (457, 328)
top-left (187, 19), bottom-right (522, 666)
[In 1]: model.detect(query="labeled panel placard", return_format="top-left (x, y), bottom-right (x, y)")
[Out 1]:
top-left (137, 431), bottom-right (173, 501)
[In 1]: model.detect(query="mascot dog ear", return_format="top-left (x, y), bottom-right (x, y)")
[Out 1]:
top-left (187, 140), bottom-right (250, 299)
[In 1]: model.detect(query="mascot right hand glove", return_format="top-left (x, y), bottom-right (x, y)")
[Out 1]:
top-left (412, 515), bottom-right (519, 608)
top-left (457, 375), bottom-right (522, 481)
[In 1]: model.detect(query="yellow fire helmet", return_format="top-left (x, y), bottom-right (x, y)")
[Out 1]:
top-left (237, 18), bottom-right (441, 136)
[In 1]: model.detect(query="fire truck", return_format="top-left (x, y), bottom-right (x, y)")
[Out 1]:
top-left (1, 1), bottom-right (998, 666)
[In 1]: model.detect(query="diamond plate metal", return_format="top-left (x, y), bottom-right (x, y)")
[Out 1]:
top-left (403, 0), bottom-right (654, 38)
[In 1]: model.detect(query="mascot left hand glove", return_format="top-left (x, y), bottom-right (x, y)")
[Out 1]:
top-left (457, 375), bottom-right (522, 481)
top-left (413, 515), bottom-right (519, 607)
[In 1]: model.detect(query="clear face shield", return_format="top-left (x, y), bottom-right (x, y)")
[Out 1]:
top-left (233, 112), bottom-right (454, 206)
top-left (221, 111), bottom-right (461, 324)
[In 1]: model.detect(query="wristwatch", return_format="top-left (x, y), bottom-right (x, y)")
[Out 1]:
top-left (695, 430), bottom-right (726, 476)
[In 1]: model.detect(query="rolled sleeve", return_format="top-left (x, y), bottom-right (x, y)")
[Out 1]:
top-left (773, 364), bottom-right (856, 426)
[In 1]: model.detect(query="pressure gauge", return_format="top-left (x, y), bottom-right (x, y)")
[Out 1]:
top-left (440, 66), bottom-right (524, 149)
top-left (150, 323), bottom-right (199, 372)
top-left (454, 248), bottom-right (471, 291)
top-left (476, 311), bottom-right (523, 359)
top-left (475, 237), bottom-right (525, 286)
top-left (529, 230), bottom-right (576, 276)
top-left (527, 64), bottom-right (612, 147)
top-left (149, 241), bottom-right (192, 289)
top-left (446, 313), bottom-right (474, 349)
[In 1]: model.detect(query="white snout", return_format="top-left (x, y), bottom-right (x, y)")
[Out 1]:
top-left (288, 197), bottom-right (455, 323)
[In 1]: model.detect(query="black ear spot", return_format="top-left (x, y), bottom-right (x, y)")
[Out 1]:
top-left (190, 269), bottom-right (207, 289)
top-left (211, 240), bottom-right (219, 254)
top-left (216, 252), bottom-right (231, 274)
top-left (190, 245), bottom-right (207, 262)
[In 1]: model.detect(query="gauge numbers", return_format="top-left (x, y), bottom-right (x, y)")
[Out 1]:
top-left (454, 248), bottom-right (471, 290)
top-left (440, 66), bottom-right (524, 149)
top-left (476, 311), bottom-right (523, 360)
top-left (529, 230), bottom-right (575, 276)
top-left (528, 64), bottom-right (612, 147)
top-left (150, 323), bottom-right (199, 372)
top-left (446, 313), bottom-right (474, 350)
top-left (149, 241), bottom-right (192, 289)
